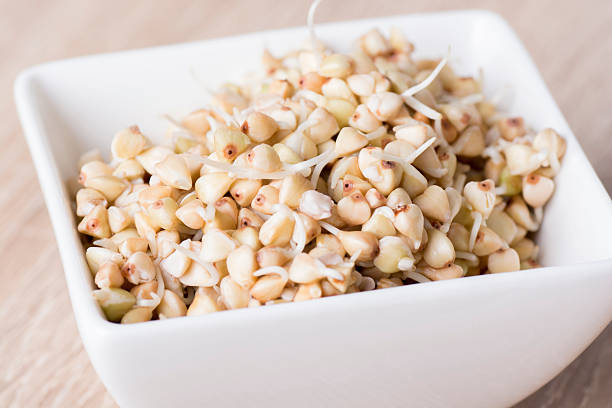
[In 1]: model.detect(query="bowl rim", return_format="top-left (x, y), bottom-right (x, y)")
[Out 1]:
top-left (14, 8), bottom-right (612, 336)
top-left (15, 9), bottom-right (507, 74)
top-left (86, 259), bottom-right (612, 339)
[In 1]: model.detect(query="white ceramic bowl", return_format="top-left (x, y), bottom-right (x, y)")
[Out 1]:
top-left (15, 10), bottom-right (612, 408)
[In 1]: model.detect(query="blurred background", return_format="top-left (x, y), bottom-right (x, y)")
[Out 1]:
top-left (1, 0), bottom-right (610, 406)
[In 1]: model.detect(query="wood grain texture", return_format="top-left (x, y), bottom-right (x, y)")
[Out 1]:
top-left (0, 0), bottom-right (610, 406)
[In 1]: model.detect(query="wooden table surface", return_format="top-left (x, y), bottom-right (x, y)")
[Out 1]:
top-left (1, 0), bottom-right (610, 406)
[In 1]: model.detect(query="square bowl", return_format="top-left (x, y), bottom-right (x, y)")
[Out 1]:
top-left (15, 9), bottom-right (612, 408)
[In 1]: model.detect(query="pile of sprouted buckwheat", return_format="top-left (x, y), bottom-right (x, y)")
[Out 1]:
top-left (75, 4), bottom-right (565, 323)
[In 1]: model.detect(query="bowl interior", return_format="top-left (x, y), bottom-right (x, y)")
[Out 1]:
top-left (19, 10), bottom-right (612, 275)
